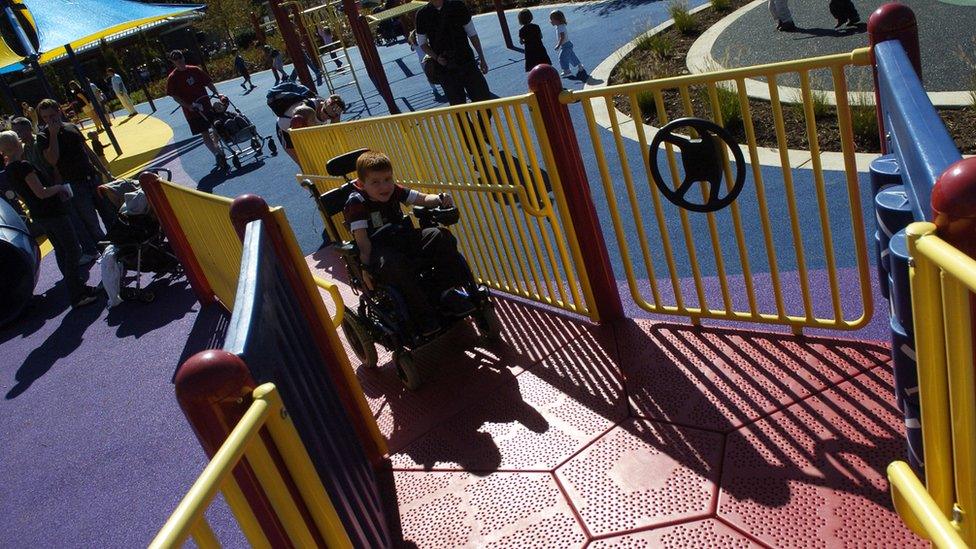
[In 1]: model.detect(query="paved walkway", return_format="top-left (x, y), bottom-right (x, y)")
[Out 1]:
top-left (709, 0), bottom-right (976, 96)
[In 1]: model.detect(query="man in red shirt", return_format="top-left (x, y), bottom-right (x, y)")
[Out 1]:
top-left (165, 50), bottom-right (227, 170)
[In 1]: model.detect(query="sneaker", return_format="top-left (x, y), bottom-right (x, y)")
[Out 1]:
top-left (71, 293), bottom-right (98, 309)
top-left (576, 67), bottom-right (587, 79)
top-left (560, 70), bottom-right (572, 77)
top-left (440, 288), bottom-right (476, 317)
top-left (416, 316), bottom-right (440, 337)
top-left (779, 21), bottom-right (797, 32)
top-left (78, 252), bottom-right (96, 265)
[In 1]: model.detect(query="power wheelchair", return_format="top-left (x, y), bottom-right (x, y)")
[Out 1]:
top-left (304, 149), bottom-right (502, 390)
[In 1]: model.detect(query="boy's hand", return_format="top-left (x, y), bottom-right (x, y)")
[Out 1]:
top-left (439, 193), bottom-right (454, 208)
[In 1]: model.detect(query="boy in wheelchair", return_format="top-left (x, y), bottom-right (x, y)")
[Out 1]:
top-left (343, 151), bottom-right (475, 336)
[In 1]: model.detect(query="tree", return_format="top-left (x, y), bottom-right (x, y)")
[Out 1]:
top-left (197, 0), bottom-right (255, 45)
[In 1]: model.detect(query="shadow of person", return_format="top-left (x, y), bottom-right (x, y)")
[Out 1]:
top-left (105, 278), bottom-right (197, 339)
top-left (5, 298), bottom-right (104, 399)
top-left (0, 280), bottom-right (71, 346)
top-left (196, 159), bottom-right (265, 193)
top-left (792, 24), bottom-right (865, 39)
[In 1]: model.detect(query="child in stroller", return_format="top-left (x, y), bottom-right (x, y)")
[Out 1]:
top-left (98, 173), bottom-right (182, 306)
top-left (198, 95), bottom-right (277, 170)
top-left (318, 149), bottom-right (501, 390)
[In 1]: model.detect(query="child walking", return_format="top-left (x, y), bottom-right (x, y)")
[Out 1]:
top-left (518, 9), bottom-right (551, 73)
top-left (549, 10), bottom-right (585, 79)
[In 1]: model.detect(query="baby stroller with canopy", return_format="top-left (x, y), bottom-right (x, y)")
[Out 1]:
top-left (97, 170), bottom-right (183, 304)
top-left (193, 94), bottom-right (277, 170)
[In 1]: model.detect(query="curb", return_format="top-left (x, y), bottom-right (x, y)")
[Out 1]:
top-left (583, 2), bottom-right (878, 173)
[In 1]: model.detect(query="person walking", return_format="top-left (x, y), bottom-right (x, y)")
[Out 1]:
top-left (264, 45), bottom-right (285, 84)
top-left (518, 9), bottom-right (551, 73)
top-left (829, 0), bottom-right (861, 27)
top-left (769, 0), bottom-right (797, 31)
top-left (165, 49), bottom-right (228, 171)
top-left (233, 50), bottom-right (257, 90)
top-left (106, 68), bottom-right (137, 117)
top-left (68, 80), bottom-right (104, 133)
top-left (550, 10), bottom-right (586, 79)
top-left (414, 0), bottom-right (492, 107)
top-left (317, 24), bottom-right (343, 68)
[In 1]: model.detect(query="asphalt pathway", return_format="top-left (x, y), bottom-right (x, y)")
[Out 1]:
top-left (714, 0), bottom-right (976, 92)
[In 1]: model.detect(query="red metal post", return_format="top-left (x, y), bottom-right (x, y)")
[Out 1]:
top-left (289, 3), bottom-right (323, 75)
top-left (868, 3), bottom-right (920, 155)
top-left (931, 157), bottom-right (976, 372)
top-left (250, 12), bottom-right (266, 46)
top-left (174, 350), bottom-right (291, 545)
top-left (341, 0), bottom-right (400, 114)
top-left (268, 0), bottom-right (316, 93)
top-left (492, 0), bottom-right (514, 50)
top-left (139, 172), bottom-right (216, 306)
top-left (229, 194), bottom-right (387, 465)
top-left (527, 65), bottom-right (624, 323)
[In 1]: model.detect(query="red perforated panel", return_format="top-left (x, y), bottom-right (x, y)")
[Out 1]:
top-left (588, 519), bottom-right (764, 548)
top-left (717, 367), bottom-right (926, 547)
top-left (615, 320), bottom-right (887, 432)
top-left (395, 471), bottom-right (586, 547)
top-left (555, 419), bottom-right (723, 536)
top-left (392, 333), bottom-right (626, 471)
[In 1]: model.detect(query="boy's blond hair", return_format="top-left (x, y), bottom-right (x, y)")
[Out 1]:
top-left (0, 130), bottom-right (21, 152)
top-left (355, 150), bottom-right (392, 181)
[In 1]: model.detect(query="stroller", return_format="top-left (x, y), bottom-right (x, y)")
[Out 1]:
top-left (97, 170), bottom-right (183, 304)
top-left (194, 94), bottom-right (277, 170)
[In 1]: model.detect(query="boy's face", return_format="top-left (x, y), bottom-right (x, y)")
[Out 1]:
top-left (357, 168), bottom-right (395, 202)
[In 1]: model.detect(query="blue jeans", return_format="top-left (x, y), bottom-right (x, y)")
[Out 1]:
top-left (558, 41), bottom-right (582, 72)
top-left (34, 215), bottom-right (86, 302)
top-left (68, 174), bottom-right (115, 249)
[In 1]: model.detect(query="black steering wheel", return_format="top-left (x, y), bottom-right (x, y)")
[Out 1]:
top-left (648, 117), bottom-right (747, 213)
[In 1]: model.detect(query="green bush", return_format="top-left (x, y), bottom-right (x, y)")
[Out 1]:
top-left (849, 97), bottom-right (879, 148)
top-left (634, 32), bottom-right (675, 59)
top-left (636, 91), bottom-right (657, 118)
top-left (698, 84), bottom-right (741, 130)
top-left (669, 1), bottom-right (697, 35)
top-left (810, 89), bottom-right (832, 119)
top-left (615, 56), bottom-right (645, 83)
top-left (710, 0), bottom-right (732, 12)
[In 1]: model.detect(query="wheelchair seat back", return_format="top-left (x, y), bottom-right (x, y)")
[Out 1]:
top-left (319, 182), bottom-right (358, 217)
top-left (325, 148), bottom-right (369, 177)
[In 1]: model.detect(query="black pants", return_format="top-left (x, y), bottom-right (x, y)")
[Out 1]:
top-left (440, 62), bottom-right (491, 107)
top-left (829, 0), bottom-right (860, 23)
top-left (370, 227), bottom-right (468, 320)
top-left (35, 215), bottom-right (86, 302)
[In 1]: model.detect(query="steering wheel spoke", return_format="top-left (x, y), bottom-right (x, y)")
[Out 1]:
top-left (648, 117), bottom-right (747, 213)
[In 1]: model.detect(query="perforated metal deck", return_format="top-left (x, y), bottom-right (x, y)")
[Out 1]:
top-left (308, 249), bottom-right (922, 547)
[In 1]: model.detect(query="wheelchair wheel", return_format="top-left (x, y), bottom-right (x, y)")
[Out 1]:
top-left (341, 314), bottom-right (378, 368)
top-left (475, 302), bottom-right (502, 341)
top-left (393, 351), bottom-right (422, 391)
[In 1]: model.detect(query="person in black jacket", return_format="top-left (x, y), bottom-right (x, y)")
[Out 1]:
top-left (518, 9), bottom-right (551, 73)
top-left (829, 0), bottom-right (861, 28)
top-left (415, 0), bottom-right (492, 107)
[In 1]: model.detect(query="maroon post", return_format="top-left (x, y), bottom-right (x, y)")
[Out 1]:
top-left (342, 0), bottom-right (400, 114)
top-left (527, 65), bottom-right (624, 323)
top-left (868, 3), bottom-right (920, 155)
top-left (289, 3), bottom-right (324, 76)
top-left (250, 12), bottom-right (266, 46)
top-left (174, 350), bottom-right (291, 546)
top-left (492, 0), bottom-right (515, 50)
top-left (932, 157), bottom-right (976, 367)
top-left (269, 0), bottom-right (316, 93)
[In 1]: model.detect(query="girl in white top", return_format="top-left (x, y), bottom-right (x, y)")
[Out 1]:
top-left (550, 10), bottom-right (585, 79)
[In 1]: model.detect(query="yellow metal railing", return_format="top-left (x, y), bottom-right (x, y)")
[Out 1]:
top-left (155, 180), bottom-right (344, 326)
top-left (564, 48), bottom-right (875, 331)
top-left (151, 383), bottom-right (352, 548)
top-left (888, 222), bottom-right (976, 547)
top-left (291, 95), bottom-right (597, 319)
